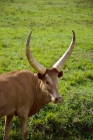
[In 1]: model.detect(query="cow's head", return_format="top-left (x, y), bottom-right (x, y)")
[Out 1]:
top-left (26, 30), bottom-right (75, 104)
top-left (37, 68), bottom-right (63, 104)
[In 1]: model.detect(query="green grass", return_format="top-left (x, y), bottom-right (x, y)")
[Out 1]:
top-left (0, 0), bottom-right (93, 139)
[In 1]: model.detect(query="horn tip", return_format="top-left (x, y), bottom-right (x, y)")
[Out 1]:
top-left (29, 30), bottom-right (32, 37)
top-left (72, 30), bottom-right (75, 41)
top-left (26, 31), bottom-right (32, 50)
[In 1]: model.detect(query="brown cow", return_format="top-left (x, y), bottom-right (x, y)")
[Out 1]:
top-left (0, 30), bottom-right (75, 140)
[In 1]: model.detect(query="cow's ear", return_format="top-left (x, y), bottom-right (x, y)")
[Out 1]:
top-left (38, 73), bottom-right (43, 79)
top-left (58, 71), bottom-right (63, 78)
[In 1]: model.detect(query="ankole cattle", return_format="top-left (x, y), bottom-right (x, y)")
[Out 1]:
top-left (0, 30), bottom-right (75, 140)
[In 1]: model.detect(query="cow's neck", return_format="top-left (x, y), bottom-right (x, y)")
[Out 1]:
top-left (28, 74), bottom-right (51, 116)
top-left (33, 74), bottom-right (51, 110)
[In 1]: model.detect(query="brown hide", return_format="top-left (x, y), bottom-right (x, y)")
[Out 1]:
top-left (0, 70), bottom-right (50, 117)
top-left (0, 69), bottom-right (62, 140)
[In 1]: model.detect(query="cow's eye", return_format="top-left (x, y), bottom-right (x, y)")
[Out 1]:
top-left (46, 81), bottom-right (49, 85)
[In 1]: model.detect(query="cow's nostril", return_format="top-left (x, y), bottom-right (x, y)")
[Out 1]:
top-left (55, 97), bottom-right (62, 102)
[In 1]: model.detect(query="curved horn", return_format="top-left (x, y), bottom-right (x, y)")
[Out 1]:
top-left (26, 31), bottom-right (46, 74)
top-left (53, 30), bottom-right (75, 71)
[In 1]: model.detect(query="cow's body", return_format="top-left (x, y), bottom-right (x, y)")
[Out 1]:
top-left (0, 69), bottom-right (60, 118)
top-left (0, 69), bottom-right (62, 140)
top-left (0, 70), bottom-right (44, 118)
top-left (0, 30), bottom-right (75, 140)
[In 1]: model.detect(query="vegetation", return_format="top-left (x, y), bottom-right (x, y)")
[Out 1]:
top-left (0, 0), bottom-right (93, 139)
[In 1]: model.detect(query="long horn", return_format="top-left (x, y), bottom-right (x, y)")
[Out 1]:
top-left (53, 30), bottom-right (75, 71)
top-left (26, 31), bottom-right (46, 74)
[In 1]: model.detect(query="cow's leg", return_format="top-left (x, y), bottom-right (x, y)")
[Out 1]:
top-left (19, 115), bottom-right (28, 140)
top-left (3, 115), bottom-right (13, 140)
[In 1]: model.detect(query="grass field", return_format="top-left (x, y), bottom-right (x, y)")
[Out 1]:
top-left (0, 0), bottom-right (93, 139)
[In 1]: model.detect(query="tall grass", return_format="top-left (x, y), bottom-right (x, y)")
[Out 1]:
top-left (0, 0), bottom-right (93, 139)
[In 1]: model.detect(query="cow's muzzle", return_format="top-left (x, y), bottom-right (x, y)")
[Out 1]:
top-left (51, 95), bottom-right (62, 104)
top-left (55, 97), bottom-right (62, 103)
top-left (54, 96), bottom-right (62, 104)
